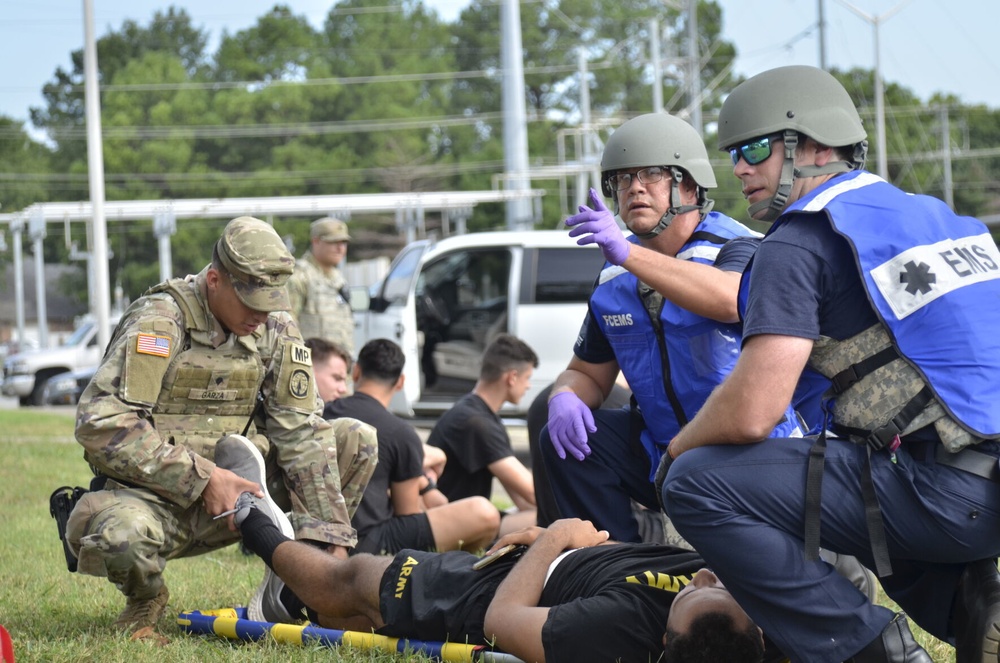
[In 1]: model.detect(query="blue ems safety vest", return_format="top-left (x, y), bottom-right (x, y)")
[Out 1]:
top-left (591, 212), bottom-right (802, 479)
top-left (769, 170), bottom-right (1000, 438)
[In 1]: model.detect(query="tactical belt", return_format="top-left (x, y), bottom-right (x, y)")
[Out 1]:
top-left (905, 441), bottom-right (1000, 483)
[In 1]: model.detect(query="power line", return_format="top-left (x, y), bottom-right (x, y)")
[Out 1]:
top-left (81, 59), bottom-right (619, 94)
top-left (46, 112), bottom-right (505, 139)
top-left (0, 159), bottom-right (508, 184)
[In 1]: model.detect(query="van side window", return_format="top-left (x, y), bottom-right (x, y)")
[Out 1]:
top-left (528, 248), bottom-right (604, 303)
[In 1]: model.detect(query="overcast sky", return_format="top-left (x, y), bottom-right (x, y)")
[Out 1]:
top-left (1, 0), bottom-right (997, 127)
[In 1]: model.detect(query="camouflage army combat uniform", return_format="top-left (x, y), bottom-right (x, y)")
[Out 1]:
top-left (285, 217), bottom-right (355, 354)
top-left (66, 216), bottom-right (377, 631)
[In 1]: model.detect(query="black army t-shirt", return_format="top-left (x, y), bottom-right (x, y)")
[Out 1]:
top-left (427, 393), bottom-right (513, 502)
top-left (540, 543), bottom-right (704, 663)
top-left (325, 392), bottom-right (424, 538)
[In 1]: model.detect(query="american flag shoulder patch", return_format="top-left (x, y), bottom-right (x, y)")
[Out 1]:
top-left (136, 333), bottom-right (171, 357)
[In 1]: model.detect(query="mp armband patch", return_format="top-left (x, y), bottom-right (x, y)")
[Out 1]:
top-left (290, 343), bottom-right (311, 366)
top-left (136, 333), bottom-right (171, 357)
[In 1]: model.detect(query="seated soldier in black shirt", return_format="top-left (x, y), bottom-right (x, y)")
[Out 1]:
top-left (325, 339), bottom-right (500, 555)
top-left (428, 334), bottom-right (539, 535)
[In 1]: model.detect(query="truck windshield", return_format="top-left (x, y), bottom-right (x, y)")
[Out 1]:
top-left (62, 322), bottom-right (95, 347)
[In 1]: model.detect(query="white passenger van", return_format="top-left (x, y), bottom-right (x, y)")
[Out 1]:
top-left (352, 231), bottom-right (605, 417)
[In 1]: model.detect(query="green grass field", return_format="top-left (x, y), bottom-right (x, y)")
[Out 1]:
top-left (0, 408), bottom-right (956, 662)
top-left (0, 409), bottom-right (433, 662)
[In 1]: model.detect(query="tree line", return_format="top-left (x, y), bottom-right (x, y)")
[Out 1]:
top-left (0, 0), bottom-right (998, 304)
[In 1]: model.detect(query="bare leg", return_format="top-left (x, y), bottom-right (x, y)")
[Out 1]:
top-left (425, 496), bottom-right (500, 552)
top-left (498, 508), bottom-right (536, 537)
top-left (271, 540), bottom-right (391, 630)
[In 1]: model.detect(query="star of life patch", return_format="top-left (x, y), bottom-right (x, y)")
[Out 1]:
top-left (136, 333), bottom-right (171, 357)
top-left (869, 232), bottom-right (1000, 320)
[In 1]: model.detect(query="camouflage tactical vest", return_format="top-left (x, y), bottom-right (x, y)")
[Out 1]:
top-left (148, 280), bottom-right (265, 460)
top-left (809, 323), bottom-right (978, 452)
top-left (295, 256), bottom-right (354, 353)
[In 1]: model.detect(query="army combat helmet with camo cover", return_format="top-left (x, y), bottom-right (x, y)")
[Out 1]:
top-left (216, 216), bottom-right (295, 312)
top-left (600, 112), bottom-right (717, 239)
top-left (717, 65), bottom-right (868, 222)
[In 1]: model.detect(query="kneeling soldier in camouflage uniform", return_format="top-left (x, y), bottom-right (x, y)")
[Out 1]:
top-left (66, 216), bottom-right (378, 635)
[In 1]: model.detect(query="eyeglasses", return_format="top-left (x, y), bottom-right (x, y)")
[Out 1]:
top-left (729, 134), bottom-right (781, 166)
top-left (607, 166), bottom-right (667, 192)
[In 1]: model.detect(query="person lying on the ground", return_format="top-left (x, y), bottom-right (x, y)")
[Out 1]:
top-left (235, 493), bottom-right (772, 663)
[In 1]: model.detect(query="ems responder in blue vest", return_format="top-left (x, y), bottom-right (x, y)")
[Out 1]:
top-left (538, 113), bottom-right (804, 544)
top-left (660, 65), bottom-right (1000, 663)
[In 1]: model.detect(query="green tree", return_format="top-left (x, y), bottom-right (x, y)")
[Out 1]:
top-left (445, 0), bottom-right (739, 228)
top-left (31, 7), bottom-right (209, 174)
top-left (0, 117), bottom-right (52, 212)
top-left (952, 104), bottom-right (1000, 218)
top-left (100, 51), bottom-right (213, 200)
top-left (21, 0), bottom-right (1000, 282)
top-left (318, 0), bottom-right (458, 193)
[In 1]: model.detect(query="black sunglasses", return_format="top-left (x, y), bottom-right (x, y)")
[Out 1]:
top-left (729, 134), bottom-right (782, 166)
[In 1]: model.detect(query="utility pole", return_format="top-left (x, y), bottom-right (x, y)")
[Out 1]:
top-left (153, 209), bottom-right (176, 283)
top-left (10, 218), bottom-right (26, 347)
top-left (686, 0), bottom-right (702, 134)
top-left (29, 210), bottom-right (48, 348)
top-left (837, 0), bottom-right (914, 181)
top-left (650, 18), bottom-right (664, 113)
top-left (577, 49), bottom-right (594, 205)
top-left (939, 105), bottom-right (954, 210)
top-left (818, 0), bottom-right (827, 69)
top-left (500, 0), bottom-right (533, 231)
top-left (83, 0), bottom-right (112, 350)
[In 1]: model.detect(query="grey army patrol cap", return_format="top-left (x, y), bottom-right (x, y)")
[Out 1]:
top-left (311, 217), bottom-right (351, 242)
top-left (217, 216), bottom-right (295, 312)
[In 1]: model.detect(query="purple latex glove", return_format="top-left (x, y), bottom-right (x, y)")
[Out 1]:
top-left (565, 188), bottom-right (631, 266)
top-left (547, 390), bottom-right (597, 461)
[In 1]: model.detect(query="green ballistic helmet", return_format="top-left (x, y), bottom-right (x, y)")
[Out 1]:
top-left (717, 65), bottom-right (866, 151)
top-left (717, 66), bottom-right (868, 221)
top-left (600, 113), bottom-right (716, 238)
top-left (601, 113), bottom-right (717, 196)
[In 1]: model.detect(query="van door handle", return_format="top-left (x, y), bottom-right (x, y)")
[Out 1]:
top-left (394, 322), bottom-right (404, 339)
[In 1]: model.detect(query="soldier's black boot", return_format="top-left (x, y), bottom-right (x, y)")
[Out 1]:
top-left (845, 613), bottom-right (932, 662)
top-left (953, 558), bottom-right (1000, 663)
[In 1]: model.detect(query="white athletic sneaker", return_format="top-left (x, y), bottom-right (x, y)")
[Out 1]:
top-left (214, 434), bottom-right (294, 538)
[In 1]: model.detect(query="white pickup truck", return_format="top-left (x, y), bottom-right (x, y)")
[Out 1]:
top-left (2, 317), bottom-right (116, 406)
top-left (352, 230), bottom-right (605, 417)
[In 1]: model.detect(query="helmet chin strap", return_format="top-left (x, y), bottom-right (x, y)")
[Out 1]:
top-left (634, 167), bottom-right (712, 240)
top-left (748, 131), bottom-right (859, 222)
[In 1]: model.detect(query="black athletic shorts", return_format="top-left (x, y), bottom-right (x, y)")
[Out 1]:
top-left (354, 513), bottom-right (435, 556)
top-left (376, 548), bottom-right (518, 643)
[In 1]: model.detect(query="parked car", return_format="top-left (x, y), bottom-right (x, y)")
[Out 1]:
top-left (41, 365), bottom-right (98, 406)
top-left (0, 338), bottom-right (38, 363)
top-left (2, 316), bottom-right (118, 406)
top-left (352, 230), bottom-right (605, 417)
